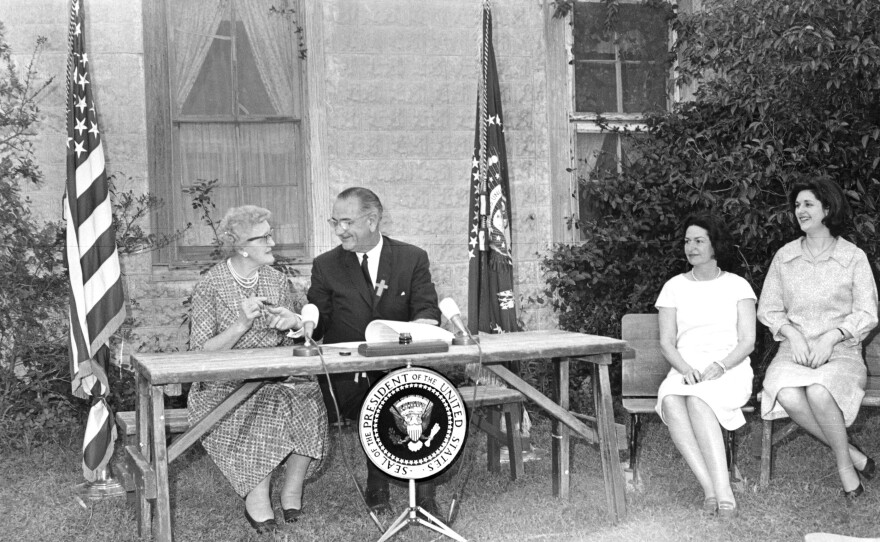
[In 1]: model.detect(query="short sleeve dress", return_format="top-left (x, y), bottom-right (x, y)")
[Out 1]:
top-left (654, 272), bottom-right (757, 430)
top-left (758, 237), bottom-right (878, 426)
top-left (187, 262), bottom-right (329, 497)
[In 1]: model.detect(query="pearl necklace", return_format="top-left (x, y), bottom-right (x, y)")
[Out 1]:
top-left (690, 267), bottom-right (721, 282)
top-left (227, 258), bottom-right (259, 289)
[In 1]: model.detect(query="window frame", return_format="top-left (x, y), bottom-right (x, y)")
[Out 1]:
top-left (565, 0), bottom-right (679, 240)
top-left (142, 0), bottom-right (332, 267)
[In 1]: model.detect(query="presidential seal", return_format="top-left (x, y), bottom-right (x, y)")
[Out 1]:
top-left (359, 366), bottom-right (468, 481)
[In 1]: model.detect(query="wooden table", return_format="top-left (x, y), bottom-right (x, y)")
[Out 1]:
top-left (129, 330), bottom-right (628, 541)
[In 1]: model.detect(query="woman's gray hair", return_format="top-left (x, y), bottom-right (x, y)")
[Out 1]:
top-left (218, 205), bottom-right (272, 252)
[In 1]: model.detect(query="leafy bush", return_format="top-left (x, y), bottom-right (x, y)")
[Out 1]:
top-left (543, 0), bottom-right (880, 383)
top-left (0, 24), bottom-right (74, 448)
top-left (0, 24), bottom-right (186, 447)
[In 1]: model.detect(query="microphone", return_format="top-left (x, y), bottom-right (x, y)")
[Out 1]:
top-left (293, 304), bottom-right (321, 357)
top-left (439, 298), bottom-right (478, 345)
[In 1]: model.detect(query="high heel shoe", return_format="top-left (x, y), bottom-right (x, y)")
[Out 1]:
top-left (851, 443), bottom-right (875, 481)
top-left (282, 506), bottom-right (302, 523)
top-left (856, 456), bottom-right (876, 481)
top-left (243, 500), bottom-right (276, 534)
top-left (842, 483), bottom-right (864, 501)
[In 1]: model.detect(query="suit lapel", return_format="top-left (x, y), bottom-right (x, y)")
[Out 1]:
top-left (374, 237), bottom-right (393, 309)
top-left (341, 249), bottom-right (374, 306)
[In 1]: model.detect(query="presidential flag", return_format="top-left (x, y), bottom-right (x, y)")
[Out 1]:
top-left (65, 0), bottom-right (126, 482)
top-left (467, 3), bottom-right (520, 385)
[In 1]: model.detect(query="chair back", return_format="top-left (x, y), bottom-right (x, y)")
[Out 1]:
top-left (621, 313), bottom-right (669, 398)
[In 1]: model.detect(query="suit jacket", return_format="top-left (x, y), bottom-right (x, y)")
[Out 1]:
top-left (308, 236), bottom-right (440, 344)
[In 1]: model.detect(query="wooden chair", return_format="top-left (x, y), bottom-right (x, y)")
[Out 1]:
top-left (759, 327), bottom-right (880, 486)
top-left (459, 385), bottom-right (526, 480)
top-left (622, 314), bottom-right (753, 486)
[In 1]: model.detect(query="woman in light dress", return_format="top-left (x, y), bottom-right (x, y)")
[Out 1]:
top-left (758, 176), bottom-right (877, 500)
top-left (655, 214), bottom-right (756, 518)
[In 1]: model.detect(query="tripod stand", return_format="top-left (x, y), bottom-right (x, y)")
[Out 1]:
top-left (377, 479), bottom-right (467, 542)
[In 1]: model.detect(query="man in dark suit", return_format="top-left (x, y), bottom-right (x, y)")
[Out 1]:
top-left (307, 187), bottom-right (442, 516)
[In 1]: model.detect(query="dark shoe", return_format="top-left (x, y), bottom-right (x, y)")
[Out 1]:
top-left (364, 487), bottom-right (391, 515)
top-left (842, 483), bottom-right (864, 501)
top-left (244, 508), bottom-right (277, 534)
top-left (856, 456), bottom-right (876, 481)
top-left (851, 443), bottom-right (876, 481)
top-left (417, 497), bottom-right (443, 520)
top-left (282, 507), bottom-right (302, 523)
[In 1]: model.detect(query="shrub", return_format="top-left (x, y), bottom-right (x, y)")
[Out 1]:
top-left (543, 0), bottom-right (880, 385)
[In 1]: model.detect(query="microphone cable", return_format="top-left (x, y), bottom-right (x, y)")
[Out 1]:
top-left (306, 333), bottom-right (385, 533)
top-left (446, 325), bottom-right (485, 525)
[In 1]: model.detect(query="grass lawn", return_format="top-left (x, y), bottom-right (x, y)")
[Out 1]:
top-left (3, 410), bottom-right (880, 542)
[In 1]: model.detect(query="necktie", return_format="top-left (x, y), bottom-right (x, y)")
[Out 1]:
top-left (360, 254), bottom-right (372, 288)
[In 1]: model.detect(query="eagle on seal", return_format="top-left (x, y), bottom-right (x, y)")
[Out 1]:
top-left (388, 395), bottom-right (440, 452)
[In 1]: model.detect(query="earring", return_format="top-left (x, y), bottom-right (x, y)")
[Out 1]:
top-left (240, 251), bottom-right (249, 258)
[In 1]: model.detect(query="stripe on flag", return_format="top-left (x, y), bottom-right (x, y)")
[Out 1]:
top-left (65, 0), bottom-right (125, 482)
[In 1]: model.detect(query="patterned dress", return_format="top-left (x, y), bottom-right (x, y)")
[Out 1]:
top-left (187, 262), bottom-right (328, 496)
top-left (758, 237), bottom-right (878, 426)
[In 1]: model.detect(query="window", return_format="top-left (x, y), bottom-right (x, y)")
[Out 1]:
top-left (145, 0), bottom-right (309, 263)
top-left (569, 0), bottom-right (673, 232)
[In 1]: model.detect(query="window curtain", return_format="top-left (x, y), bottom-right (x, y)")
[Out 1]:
top-left (170, 0), bottom-right (228, 112)
top-left (238, 0), bottom-right (297, 116)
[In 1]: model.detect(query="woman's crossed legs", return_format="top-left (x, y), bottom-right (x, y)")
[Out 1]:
top-left (775, 384), bottom-right (865, 492)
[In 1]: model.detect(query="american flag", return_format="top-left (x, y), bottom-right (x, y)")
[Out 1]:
top-left (64, 0), bottom-right (126, 481)
top-left (467, 2), bottom-right (520, 386)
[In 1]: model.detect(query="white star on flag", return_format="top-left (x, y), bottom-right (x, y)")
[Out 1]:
top-left (74, 117), bottom-right (87, 135)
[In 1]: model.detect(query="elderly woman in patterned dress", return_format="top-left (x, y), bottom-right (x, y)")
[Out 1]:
top-left (758, 176), bottom-right (878, 500)
top-left (188, 205), bottom-right (328, 533)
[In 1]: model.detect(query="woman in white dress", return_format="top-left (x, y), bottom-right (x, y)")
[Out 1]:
top-left (758, 176), bottom-right (877, 500)
top-left (655, 214), bottom-right (756, 518)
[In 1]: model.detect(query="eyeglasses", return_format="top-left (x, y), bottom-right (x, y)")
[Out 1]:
top-left (327, 214), bottom-right (369, 231)
top-left (246, 229), bottom-right (274, 243)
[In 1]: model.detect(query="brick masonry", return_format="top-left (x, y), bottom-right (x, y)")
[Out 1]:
top-left (1, 0), bottom-right (562, 356)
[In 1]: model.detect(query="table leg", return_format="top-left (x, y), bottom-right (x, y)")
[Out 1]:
top-left (151, 386), bottom-right (173, 541)
top-left (592, 359), bottom-right (626, 523)
top-left (135, 372), bottom-right (152, 538)
top-left (552, 357), bottom-right (570, 498)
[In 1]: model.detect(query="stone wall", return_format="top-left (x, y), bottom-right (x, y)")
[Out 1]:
top-left (319, 0), bottom-right (555, 331)
top-left (0, 0), bottom-right (559, 358)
